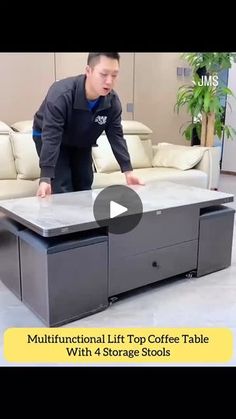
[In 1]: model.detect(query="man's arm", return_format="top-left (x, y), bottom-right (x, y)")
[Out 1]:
top-left (36, 96), bottom-right (66, 197)
top-left (105, 96), bottom-right (133, 173)
top-left (105, 95), bottom-right (144, 185)
top-left (39, 98), bottom-right (66, 179)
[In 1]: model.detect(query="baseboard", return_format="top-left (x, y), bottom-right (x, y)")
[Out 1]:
top-left (221, 170), bottom-right (236, 176)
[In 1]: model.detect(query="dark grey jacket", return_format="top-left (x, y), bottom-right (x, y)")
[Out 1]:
top-left (33, 74), bottom-right (132, 179)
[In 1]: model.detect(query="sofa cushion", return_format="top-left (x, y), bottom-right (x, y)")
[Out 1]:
top-left (140, 139), bottom-right (153, 163)
top-left (0, 135), bottom-right (17, 179)
top-left (93, 167), bottom-right (208, 190)
top-left (92, 134), bottom-right (152, 173)
top-left (121, 120), bottom-right (153, 139)
top-left (152, 143), bottom-right (206, 170)
top-left (0, 120), bottom-right (12, 134)
top-left (93, 172), bottom-right (126, 188)
top-left (10, 132), bottom-right (40, 180)
top-left (131, 167), bottom-right (208, 188)
top-left (122, 135), bottom-right (152, 168)
top-left (11, 120), bottom-right (33, 133)
top-left (0, 179), bottom-right (39, 200)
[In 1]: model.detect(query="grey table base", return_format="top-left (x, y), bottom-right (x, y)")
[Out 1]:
top-left (197, 205), bottom-right (235, 277)
top-left (0, 216), bottom-right (25, 300)
top-left (19, 230), bottom-right (108, 327)
top-left (0, 183), bottom-right (235, 326)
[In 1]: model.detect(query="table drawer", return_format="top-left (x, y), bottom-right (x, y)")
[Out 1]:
top-left (109, 240), bottom-right (198, 296)
top-left (109, 206), bottom-right (199, 260)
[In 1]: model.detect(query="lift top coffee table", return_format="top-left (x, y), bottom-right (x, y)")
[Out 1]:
top-left (0, 181), bottom-right (234, 326)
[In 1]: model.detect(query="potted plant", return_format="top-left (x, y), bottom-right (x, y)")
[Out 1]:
top-left (175, 52), bottom-right (236, 147)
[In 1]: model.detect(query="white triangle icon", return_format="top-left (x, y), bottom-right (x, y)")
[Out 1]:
top-left (110, 201), bottom-right (128, 218)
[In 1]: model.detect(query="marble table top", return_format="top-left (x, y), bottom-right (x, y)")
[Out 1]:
top-left (0, 181), bottom-right (234, 236)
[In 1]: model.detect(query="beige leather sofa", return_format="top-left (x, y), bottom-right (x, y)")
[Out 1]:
top-left (0, 119), bottom-right (221, 201)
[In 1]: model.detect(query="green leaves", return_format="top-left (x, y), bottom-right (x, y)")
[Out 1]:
top-left (181, 52), bottom-right (235, 73)
top-left (182, 121), bottom-right (201, 141)
top-left (222, 125), bottom-right (236, 139)
top-left (175, 52), bottom-right (236, 142)
top-left (176, 82), bottom-right (224, 116)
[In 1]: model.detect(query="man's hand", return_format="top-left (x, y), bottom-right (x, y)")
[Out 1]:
top-left (36, 182), bottom-right (52, 198)
top-left (124, 171), bottom-right (145, 186)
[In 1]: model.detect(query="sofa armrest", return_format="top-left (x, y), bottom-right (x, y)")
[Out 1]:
top-left (195, 146), bottom-right (221, 189)
top-left (152, 144), bottom-right (221, 189)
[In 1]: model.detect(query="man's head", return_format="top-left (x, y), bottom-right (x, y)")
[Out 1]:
top-left (85, 53), bottom-right (120, 99)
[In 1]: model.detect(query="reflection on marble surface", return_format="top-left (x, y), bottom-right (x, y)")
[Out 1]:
top-left (0, 181), bottom-right (234, 235)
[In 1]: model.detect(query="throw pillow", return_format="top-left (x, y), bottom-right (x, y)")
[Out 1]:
top-left (92, 134), bottom-right (152, 173)
top-left (10, 132), bottom-right (40, 179)
top-left (152, 143), bottom-right (206, 170)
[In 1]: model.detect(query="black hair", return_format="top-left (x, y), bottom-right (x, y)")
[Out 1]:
top-left (87, 53), bottom-right (120, 67)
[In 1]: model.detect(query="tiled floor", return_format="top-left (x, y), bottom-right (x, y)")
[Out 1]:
top-left (0, 173), bottom-right (236, 366)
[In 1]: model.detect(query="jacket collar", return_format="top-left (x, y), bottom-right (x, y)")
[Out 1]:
top-left (73, 74), bottom-right (112, 111)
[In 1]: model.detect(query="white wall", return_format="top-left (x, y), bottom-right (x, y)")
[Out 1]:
top-left (222, 63), bottom-right (236, 172)
top-left (134, 53), bottom-right (189, 144)
top-left (0, 53), bottom-right (55, 125)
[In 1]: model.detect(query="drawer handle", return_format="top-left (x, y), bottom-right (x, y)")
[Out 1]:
top-left (152, 261), bottom-right (159, 268)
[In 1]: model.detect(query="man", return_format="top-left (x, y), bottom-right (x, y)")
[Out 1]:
top-left (33, 52), bottom-right (144, 198)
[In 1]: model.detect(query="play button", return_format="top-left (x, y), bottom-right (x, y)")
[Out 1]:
top-left (93, 185), bottom-right (143, 234)
top-left (110, 201), bottom-right (127, 218)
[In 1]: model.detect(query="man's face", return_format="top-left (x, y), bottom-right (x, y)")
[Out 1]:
top-left (86, 56), bottom-right (119, 97)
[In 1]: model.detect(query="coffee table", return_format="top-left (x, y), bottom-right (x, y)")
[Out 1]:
top-left (0, 181), bottom-right (234, 326)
